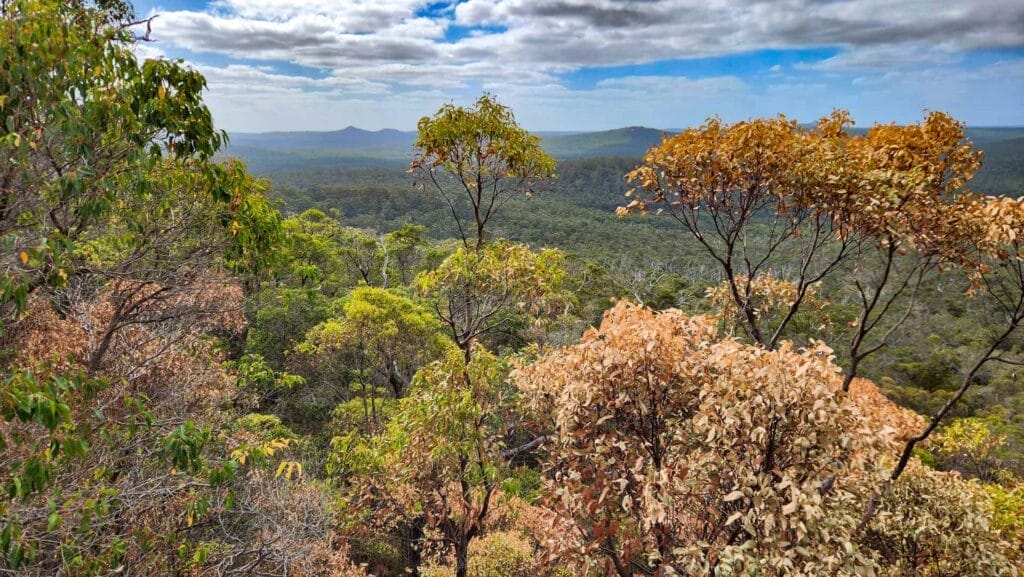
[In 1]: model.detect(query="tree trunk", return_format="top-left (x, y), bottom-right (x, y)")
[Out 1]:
top-left (454, 537), bottom-right (469, 577)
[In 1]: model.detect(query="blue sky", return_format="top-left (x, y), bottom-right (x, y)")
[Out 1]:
top-left (133, 0), bottom-right (1024, 132)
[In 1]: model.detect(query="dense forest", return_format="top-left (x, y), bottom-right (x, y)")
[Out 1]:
top-left (1, 2), bottom-right (1023, 576)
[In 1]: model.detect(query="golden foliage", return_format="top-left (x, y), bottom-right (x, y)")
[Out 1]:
top-left (623, 111), bottom-right (1024, 284)
top-left (705, 274), bottom-right (826, 335)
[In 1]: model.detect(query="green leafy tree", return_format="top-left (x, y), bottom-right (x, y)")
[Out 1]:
top-left (340, 344), bottom-right (518, 577)
top-left (299, 286), bottom-right (453, 426)
top-left (1, 0), bottom-right (227, 328)
top-left (246, 287), bottom-right (334, 369)
top-left (412, 94), bottom-right (555, 251)
top-left (414, 240), bottom-right (570, 359)
top-left (275, 209), bottom-right (352, 293)
top-left (382, 222), bottom-right (429, 286)
top-left (0, 2), bottom-right (284, 570)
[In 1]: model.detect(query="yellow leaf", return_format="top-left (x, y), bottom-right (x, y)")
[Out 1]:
top-left (275, 460), bottom-right (302, 480)
top-left (158, 85), bottom-right (167, 99)
top-left (19, 251), bottom-right (28, 265)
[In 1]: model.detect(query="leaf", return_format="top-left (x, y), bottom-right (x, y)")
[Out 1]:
top-left (724, 490), bottom-right (745, 502)
top-left (782, 500), bottom-right (799, 515)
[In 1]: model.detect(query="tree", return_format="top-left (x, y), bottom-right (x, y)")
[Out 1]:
top-left (412, 94), bottom-right (555, 251)
top-left (0, 0), bottom-right (231, 556)
top-left (515, 301), bottom-right (1018, 576)
top-left (299, 286), bottom-right (453, 426)
top-left (382, 222), bottom-right (429, 286)
top-left (863, 462), bottom-right (1019, 577)
top-left (414, 240), bottom-right (569, 360)
top-left (0, 2), bottom-right (297, 571)
top-left (74, 159), bottom-right (280, 374)
top-left (1, 0), bottom-right (226, 329)
top-left (336, 344), bottom-right (517, 577)
top-left (516, 301), bottom-right (876, 575)
top-left (622, 112), bottom-right (983, 390)
top-left (886, 194), bottom-right (1024, 482)
top-left (933, 416), bottom-right (1015, 482)
top-left (705, 273), bottom-right (828, 339)
top-left (275, 209), bottom-right (389, 291)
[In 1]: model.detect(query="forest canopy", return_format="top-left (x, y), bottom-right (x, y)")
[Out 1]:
top-left (0, 1), bottom-right (1022, 576)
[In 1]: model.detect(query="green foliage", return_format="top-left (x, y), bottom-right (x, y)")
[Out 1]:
top-left (0, 369), bottom-right (102, 498)
top-left (299, 286), bottom-right (454, 406)
top-left (218, 161), bottom-right (286, 277)
top-left (414, 94), bottom-right (555, 188)
top-left (277, 209), bottom-right (351, 291)
top-left (383, 222), bottom-right (430, 285)
top-left (246, 287), bottom-right (334, 368)
top-left (414, 240), bottom-right (571, 352)
top-left (984, 482), bottom-right (1024, 541)
top-left (228, 353), bottom-right (304, 409)
top-left (329, 397), bottom-right (399, 435)
top-left (162, 421), bottom-right (210, 475)
top-left (413, 93), bottom-right (556, 249)
top-left (0, 0), bottom-right (225, 330)
top-left (381, 344), bottom-right (508, 480)
top-left (500, 467), bottom-right (542, 503)
top-left (230, 413), bottom-right (297, 442)
top-left (934, 416), bottom-right (1019, 481)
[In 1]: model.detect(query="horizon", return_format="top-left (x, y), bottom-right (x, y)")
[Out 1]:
top-left (133, 0), bottom-right (1024, 133)
top-left (230, 123), bottom-right (1024, 136)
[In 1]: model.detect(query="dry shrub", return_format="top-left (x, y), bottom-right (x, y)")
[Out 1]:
top-left (515, 301), bottom-right (1018, 576)
top-left (848, 377), bottom-right (926, 445)
top-left (420, 531), bottom-right (536, 577)
top-left (868, 462), bottom-right (1019, 577)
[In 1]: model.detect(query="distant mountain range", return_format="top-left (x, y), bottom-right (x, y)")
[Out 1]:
top-left (223, 125), bottom-right (1024, 192)
top-left (223, 126), bottom-right (673, 172)
top-left (230, 126), bottom-right (416, 151)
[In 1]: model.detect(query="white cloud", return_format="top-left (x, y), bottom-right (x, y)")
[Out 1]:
top-left (138, 0), bottom-right (1024, 130)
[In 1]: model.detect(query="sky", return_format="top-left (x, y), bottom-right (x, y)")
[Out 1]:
top-left (132, 0), bottom-right (1024, 132)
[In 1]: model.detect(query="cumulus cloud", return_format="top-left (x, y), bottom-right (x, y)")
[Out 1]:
top-left (138, 0), bottom-right (1024, 130)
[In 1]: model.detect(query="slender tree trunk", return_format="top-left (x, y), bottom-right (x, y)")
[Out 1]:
top-left (841, 355), bottom-right (862, 392)
top-left (454, 536), bottom-right (469, 577)
top-left (89, 329), bottom-right (114, 374)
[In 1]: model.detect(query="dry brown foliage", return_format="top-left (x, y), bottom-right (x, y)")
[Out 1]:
top-left (515, 301), bottom-right (1019, 577)
top-left (847, 378), bottom-right (926, 445)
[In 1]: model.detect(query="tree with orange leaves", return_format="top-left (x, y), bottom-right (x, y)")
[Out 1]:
top-left (622, 111), bottom-right (987, 391)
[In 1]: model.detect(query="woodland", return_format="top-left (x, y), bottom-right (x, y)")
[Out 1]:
top-left (1, 1), bottom-right (1023, 576)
